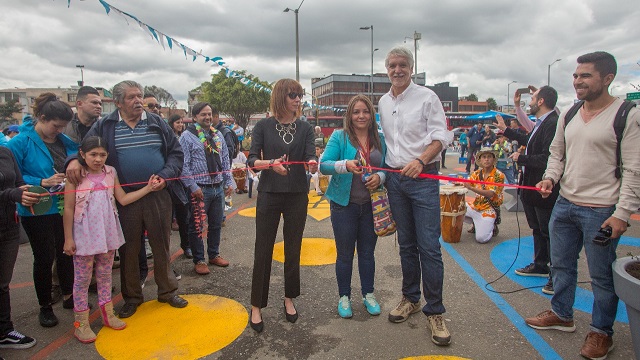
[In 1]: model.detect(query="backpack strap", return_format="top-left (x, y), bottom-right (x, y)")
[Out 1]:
top-left (563, 100), bottom-right (584, 128)
top-left (613, 100), bottom-right (636, 178)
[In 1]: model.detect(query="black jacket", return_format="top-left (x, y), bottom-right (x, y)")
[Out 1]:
top-left (0, 147), bottom-right (25, 230)
top-left (503, 112), bottom-right (560, 208)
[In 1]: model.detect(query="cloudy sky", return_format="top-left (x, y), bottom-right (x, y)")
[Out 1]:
top-left (1, 0), bottom-right (639, 111)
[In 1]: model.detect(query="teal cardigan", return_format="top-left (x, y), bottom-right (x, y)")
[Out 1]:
top-left (319, 130), bottom-right (387, 206)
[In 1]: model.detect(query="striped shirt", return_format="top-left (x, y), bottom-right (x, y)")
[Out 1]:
top-left (114, 112), bottom-right (165, 187)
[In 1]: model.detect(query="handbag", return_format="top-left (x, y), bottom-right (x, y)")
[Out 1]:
top-left (370, 184), bottom-right (397, 237)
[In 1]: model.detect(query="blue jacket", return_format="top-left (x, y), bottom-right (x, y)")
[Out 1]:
top-left (320, 130), bottom-right (387, 206)
top-left (8, 115), bottom-right (78, 217)
top-left (467, 126), bottom-right (485, 149)
top-left (82, 110), bottom-right (187, 205)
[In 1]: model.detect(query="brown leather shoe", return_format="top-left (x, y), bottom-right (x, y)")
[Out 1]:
top-left (525, 310), bottom-right (576, 332)
top-left (194, 261), bottom-right (210, 275)
top-left (209, 255), bottom-right (230, 267)
top-left (580, 331), bottom-right (613, 360)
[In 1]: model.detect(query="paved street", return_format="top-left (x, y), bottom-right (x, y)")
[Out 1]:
top-left (3, 152), bottom-right (639, 360)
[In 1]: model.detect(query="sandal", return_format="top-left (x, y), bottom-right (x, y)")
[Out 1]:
top-left (468, 225), bottom-right (476, 234)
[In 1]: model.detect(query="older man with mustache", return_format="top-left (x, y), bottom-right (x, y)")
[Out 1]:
top-left (66, 80), bottom-right (188, 318)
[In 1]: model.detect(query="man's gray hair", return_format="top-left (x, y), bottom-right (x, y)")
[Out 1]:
top-left (112, 80), bottom-right (144, 104)
top-left (385, 46), bottom-right (414, 69)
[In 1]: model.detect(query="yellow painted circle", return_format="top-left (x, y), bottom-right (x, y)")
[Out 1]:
top-left (400, 356), bottom-right (472, 360)
top-left (238, 207), bottom-right (257, 217)
top-left (273, 237), bottom-right (336, 266)
top-left (95, 294), bottom-right (248, 360)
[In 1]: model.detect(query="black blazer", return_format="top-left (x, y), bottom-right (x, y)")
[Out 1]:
top-left (503, 112), bottom-right (560, 209)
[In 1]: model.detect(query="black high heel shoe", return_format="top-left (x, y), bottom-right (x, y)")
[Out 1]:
top-left (249, 309), bottom-right (264, 333)
top-left (284, 300), bottom-right (298, 323)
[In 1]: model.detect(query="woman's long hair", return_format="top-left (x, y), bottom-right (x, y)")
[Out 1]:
top-left (343, 94), bottom-right (381, 152)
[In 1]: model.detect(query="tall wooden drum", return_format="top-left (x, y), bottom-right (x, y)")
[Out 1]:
top-left (440, 185), bottom-right (467, 243)
top-left (231, 164), bottom-right (246, 191)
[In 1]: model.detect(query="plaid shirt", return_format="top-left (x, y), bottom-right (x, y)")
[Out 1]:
top-left (179, 129), bottom-right (234, 193)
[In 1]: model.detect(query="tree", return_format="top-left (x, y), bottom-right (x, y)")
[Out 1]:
top-left (197, 69), bottom-right (271, 132)
top-left (466, 93), bottom-right (479, 102)
top-left (143, 85), bottom-right (178, 109)
top-left (0, 99), bottom-right (24, 128)
top-left (486, 97), bottom-right (498, 110)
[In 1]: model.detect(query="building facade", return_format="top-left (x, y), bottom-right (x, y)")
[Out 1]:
top-left (309, 73), bottom-right (459, 117)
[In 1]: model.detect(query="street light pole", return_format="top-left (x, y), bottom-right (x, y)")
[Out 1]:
top-left (360, 25), bottom-right (374, 100)
top-left (404, 31), bottom-right (421, 82)
top-left (283, 0), bottom-right (306, 82)
top-left (547, 58), bottom-right (561, 86)
top-left (507, 80), bottom-right (517, 110)
top-left (76, 65), bottom-right (84, 86)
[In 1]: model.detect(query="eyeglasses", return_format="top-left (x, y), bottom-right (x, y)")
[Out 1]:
top-left (287, 93), bottom-right (304, 100)
top-left (146, 104), bottom-right (162, 110)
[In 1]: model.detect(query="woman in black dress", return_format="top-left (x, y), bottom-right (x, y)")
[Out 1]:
top-left (247, 79), bottom-right (318, 332)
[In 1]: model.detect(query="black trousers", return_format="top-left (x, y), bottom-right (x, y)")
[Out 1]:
top-left (251, 192), bottom-right (308, 308)
top-left (0, 227), bottom-right (20, 334)
top-left (21, 214), bottom-right (74, 307)
top-left (522, 202), bottom-right (553, 270)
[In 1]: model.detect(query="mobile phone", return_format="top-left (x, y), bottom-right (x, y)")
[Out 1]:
top-left (516, 88), bottom-right (530, 95)
top-left (592, 226), bottom-right (613, 246)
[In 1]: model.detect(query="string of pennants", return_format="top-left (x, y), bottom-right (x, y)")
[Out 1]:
top-left (65, 0), bottom-right (345, 113)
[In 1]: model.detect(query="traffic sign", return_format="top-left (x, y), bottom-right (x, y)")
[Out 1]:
top-left (627, 92), bottom-right (640, 100)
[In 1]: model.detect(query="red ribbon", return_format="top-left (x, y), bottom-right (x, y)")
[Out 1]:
top-left (42, 161), bottom-right (540, 196)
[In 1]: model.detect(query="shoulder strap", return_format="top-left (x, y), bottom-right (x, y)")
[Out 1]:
top-left (563, 100), bottom-right (584, 128)
top-left (613, 100), bottom-right (636, 178)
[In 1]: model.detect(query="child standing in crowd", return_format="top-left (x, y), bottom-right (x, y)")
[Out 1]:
top-left (63, 136), bottom-right (160, 343)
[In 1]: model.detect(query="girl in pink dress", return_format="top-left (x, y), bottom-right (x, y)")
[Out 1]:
top-left (63, 136), bottom-right (161, 343)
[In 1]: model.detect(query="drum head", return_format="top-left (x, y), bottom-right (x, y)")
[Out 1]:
top-left (27, 186), bottom-right (54, 216)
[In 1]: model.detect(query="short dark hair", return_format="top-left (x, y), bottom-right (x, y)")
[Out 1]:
top-left (77, 86), bottom-right (99, 100)
top-left (167, 114), bottom-right (182, 127)
top-left (536, 86), bottom-right (558, 108)
top-left (143, 93), bottom-right (157, 100)
top-left (192, 102), bottom-right (212, 117)
top-left (577, 51), bottom-right (617, 78)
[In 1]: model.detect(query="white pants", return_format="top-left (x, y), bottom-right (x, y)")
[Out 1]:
top-left (463, 203), bottom-right (496, 244)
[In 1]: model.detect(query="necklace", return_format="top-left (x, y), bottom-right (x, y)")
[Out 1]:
top-left (195, 123), bottom-right (220, 154)
top-left (276, 120), bottom-right (296, 144)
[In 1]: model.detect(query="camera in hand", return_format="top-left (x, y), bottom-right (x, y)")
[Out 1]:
top-left (593, 226), bottom-right (613, 246)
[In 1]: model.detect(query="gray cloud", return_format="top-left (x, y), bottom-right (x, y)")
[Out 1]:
top-left (1, 0), bottom-right (639, 110)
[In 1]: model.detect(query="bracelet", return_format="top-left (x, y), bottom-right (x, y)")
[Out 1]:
top-left (415, 158), bottom-right (426, 167)
top-left (269, 159), bottom-right (275, 167)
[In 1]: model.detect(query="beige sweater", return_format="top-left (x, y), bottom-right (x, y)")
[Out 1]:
top-left (544, 98), bottom-right (640, 222)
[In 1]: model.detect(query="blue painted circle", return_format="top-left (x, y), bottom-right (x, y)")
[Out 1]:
top-left (490, 236), bottom-right (640, 324)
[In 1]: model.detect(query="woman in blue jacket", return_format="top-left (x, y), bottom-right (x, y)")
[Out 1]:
top-left (320, 94), bottom-right (387, 319)
top-left (7, 93), bottom-right (77, 328)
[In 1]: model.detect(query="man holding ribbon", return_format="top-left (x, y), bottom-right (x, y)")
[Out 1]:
top-left (379, 46), bottom-right (453, 346)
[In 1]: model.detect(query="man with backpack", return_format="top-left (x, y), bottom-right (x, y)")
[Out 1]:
top-left (525, 51), bottom-right (640, 360)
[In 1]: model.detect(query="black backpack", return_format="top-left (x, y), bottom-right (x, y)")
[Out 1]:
top-left (220, 126), bottom-right (240, 159)
top-left (563, 100), bottom-right (636, 179)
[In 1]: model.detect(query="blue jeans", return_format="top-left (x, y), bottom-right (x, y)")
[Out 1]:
top-left (549, 196), bottom-right (619, 336)
top-left (386, 171), bottom-right (445, 315)
top-left (188, 185), bottom-right (224, 264)
top-left (330, 201), bottom-right (378, 298)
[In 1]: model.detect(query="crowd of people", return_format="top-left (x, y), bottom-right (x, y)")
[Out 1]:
top-left (0, 49), bottom-right (638, 360)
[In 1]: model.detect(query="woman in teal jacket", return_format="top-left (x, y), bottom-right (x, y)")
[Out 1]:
top-left (7, 93), bottom-right (77, 328)
top-left (320, 94), bottom-right (387, 319)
